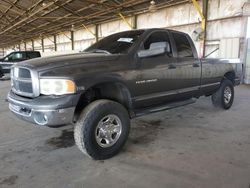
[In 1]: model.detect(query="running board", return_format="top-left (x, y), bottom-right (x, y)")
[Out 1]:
top-left (134, 99), bottom-right (196, 117)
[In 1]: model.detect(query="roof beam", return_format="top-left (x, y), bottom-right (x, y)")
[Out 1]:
top-left (0, 0), bottom-right (191, 47)
top-left (4, 0), bottom-right (75, 35)
top-left (0, 0), bottom-right (145, 46)
top-left (0, 4), bottom-right (23, 15)
top-left (0, 0), bottom-right (20, 20)
top-left (1, 0), bottom-right (26, 14)
top-left (0, 0), bottom-right (58, 35)
top-left (30, 0), bottom-right (147, 35)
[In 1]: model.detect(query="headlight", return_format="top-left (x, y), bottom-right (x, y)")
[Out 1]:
top-left (40, 79), bottom-right (76, 95)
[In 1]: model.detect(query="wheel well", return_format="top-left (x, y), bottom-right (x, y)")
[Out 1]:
top-left (73, 82), bottom-right (132, 122)
top-left (224, 71), bottom-right (235, 84)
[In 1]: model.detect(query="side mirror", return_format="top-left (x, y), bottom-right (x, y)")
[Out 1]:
top-left (137, 48), bottom-right (165, 58)
top-left (137, 41), bottom-right (171, 58)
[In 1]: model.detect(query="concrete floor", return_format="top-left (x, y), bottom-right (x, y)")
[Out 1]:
top-left (0, 78), bottom-right (250, 188)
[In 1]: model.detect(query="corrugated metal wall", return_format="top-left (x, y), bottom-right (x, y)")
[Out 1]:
top-left (244, 39), bottom-right (250, 84)
top-left (2, 0), bottom-right (248, 60)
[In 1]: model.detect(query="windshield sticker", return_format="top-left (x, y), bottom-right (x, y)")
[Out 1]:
top-left (118, 38), bottom-right (133, 43)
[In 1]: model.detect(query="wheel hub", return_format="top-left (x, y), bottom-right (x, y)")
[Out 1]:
top-left (224, 86), bottom-right (232, 104)
top-left (95, 115), bottom-right (122, 148)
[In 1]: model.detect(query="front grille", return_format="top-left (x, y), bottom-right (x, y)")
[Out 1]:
top-left (13, 80), bottom-right (33, 93)
top-left (19, 68), bottom-right (31, 78)
top-left (11, 67), bottom-right (34, 97)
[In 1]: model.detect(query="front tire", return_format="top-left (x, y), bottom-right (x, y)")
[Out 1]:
top-left (211, 79), bottom-right (234, 109)
top-left (74, 99), bottom-right (130, 160)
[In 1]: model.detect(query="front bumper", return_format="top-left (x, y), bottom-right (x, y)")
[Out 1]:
top-left (8, 91), bottom-right (81, 127)
top-left (1, 63), bottom-right (13, 73)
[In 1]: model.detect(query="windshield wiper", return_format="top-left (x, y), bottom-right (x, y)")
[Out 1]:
top-left (90, 49), bottom-right (111, 54)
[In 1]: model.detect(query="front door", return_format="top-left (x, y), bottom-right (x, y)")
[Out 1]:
top-left (133, 31), bottom-right (177, 108)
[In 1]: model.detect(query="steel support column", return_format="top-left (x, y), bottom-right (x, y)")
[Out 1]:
top-left (191, 0), bottom-right (205, 30)
top-left (202, 0), bottom-right (208, 57)
top-left (133, 15), bottom-right (137, 29)
top-left (31, 39), bottom-right (34, 51)
top-left (71, 30), bottom-right (74, 50)
top-left (95, 25), bottom-right (99, 42)
top-left (192, 0), bottom-right (208, 57)
top-left (41, 38), bottom-right (44, 52)
top-left (54, 35), bottom-right (57, 51)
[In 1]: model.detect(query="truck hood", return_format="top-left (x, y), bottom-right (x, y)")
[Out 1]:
top-left (18, 52), bottom-right (120, 71)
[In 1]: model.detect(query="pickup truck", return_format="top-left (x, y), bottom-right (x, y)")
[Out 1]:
top-left (7, 29), bottom-right (241, 160)
top-left (0, 66), bottom-right (3, 78)
top-left (0, 51), bottom-right (41, 74)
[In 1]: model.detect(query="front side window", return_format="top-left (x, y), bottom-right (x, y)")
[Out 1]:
top-left (4, 52), bottom-right (26, 61)
top-left (142, 31), bottom-right (172, 57)
top-left (85, 30), bottom-right (145, 54)
top-left (172, 32), bottom-right (194, 58)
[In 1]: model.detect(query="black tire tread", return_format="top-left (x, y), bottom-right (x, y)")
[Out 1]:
top-left (74, 99), bottom-right (130, 160)
top-left (211, 79), bottom-right (234, 109)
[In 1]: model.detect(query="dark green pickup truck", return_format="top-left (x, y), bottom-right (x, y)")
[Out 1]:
top-left (7, 29), bottom-right (242, 160)
top-left (0, 51), bottom-right (41, 77)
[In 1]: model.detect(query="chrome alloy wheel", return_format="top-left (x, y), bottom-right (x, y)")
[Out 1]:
top-left (224, 86), bottom-right (232, 104)
top-left (95, 115), bottom-right (122, 148)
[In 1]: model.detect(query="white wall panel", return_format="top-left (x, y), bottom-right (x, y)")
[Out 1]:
top-left (75, 39), bottom-right (95, 51)
top-left (20, 43), bottom-right (25, 50)
top-left (33, 39), bottom-right (42, 52)
top-left (219, 38), bottom-right (240, 58)
top-left (43, 36), bottom-right (55, 52)
top-left (57, 43), bottom-right (72, 51)
top-left (99, 18), bottom-right (132, 38)
top-left (206, 18), bottom-right (243, 40)
top-left (208, 0), bottom-right (245, 20)
top-left (56, 32), bottom-right (71, 43)
top-left (26, 41), bottom-right (33, 50)
top-left (74, 27), bottom-right (96, 51)
top-left (5, 47), bottom-right (14, 55)
top-left (74, 26), bottom-right (96, 40)
top-left (137, 3), bottom-right (201, 29)
top-left (44, 36), bottom-right (54, 46)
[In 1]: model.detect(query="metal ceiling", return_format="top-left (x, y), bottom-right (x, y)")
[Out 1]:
top-left (0, 0), bottom-right (189, 48)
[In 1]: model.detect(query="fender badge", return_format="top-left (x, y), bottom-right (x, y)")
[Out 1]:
top-left (136, 79), bottom-right (158, 84)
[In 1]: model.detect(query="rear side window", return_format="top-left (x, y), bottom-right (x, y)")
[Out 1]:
top-left (172, 32), bottom-right (194, 58)
top-left (27, 52), bottom-right (40, 59)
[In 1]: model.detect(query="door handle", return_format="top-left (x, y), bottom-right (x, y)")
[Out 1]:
top-left (168, 64), bottom-right (176, 69)
top-left (193, 63), bottom-right (200, 68)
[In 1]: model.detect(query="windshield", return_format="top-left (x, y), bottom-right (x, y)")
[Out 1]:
top-left (85, 30), bottom-right (145, 54)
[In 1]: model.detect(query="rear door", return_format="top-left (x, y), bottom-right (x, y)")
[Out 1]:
top-left (169, 31), bottom-right (202, 100)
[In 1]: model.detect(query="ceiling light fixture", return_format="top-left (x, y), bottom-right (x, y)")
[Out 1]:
top-left (42, 2), bottom-right (47, 7)
top-left (149, 0), bottom-right (157, 13)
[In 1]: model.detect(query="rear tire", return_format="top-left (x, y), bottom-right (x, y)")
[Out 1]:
top-left (74, 99), bottom-right (130, 160)
top-left (211, 79), bottom-right (234, 109)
